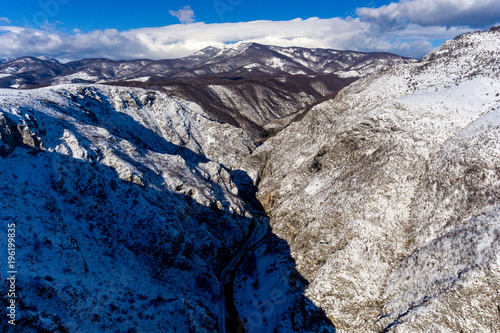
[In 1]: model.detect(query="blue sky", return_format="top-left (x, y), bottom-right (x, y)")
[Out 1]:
top-left (0, 0), bottom-right (499, 60)
top-left (1, 0), bottom-right (394, 32)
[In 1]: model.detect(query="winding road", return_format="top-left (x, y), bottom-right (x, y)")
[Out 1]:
top-left (217, 212), bottom-right (269, 333)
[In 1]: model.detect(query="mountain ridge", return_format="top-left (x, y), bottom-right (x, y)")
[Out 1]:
top-left (248, 26), bottom-right (500, 332)
top-left (0, 44), bottom-right (415, 143)
top-left (0, 43), bottom-right (415, 89)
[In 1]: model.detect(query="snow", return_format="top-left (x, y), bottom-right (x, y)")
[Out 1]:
top-left (212, 41), bottom-right (252, 58)
top-left (304, 177), bottom-right (325, 196)
top-left (35, 56), bottom-right (59, 63)
top-left (52, 72), bottom-right (100, 84)
top-left (264, 57), bottom-right (287, 71)
top-left (3, 67), bottom-right (17, 74)
top-left (0, 83), bottom-right (258, 332)
top-left (125, 76), bottom-right (150, 82)
top-left (243, 63), bottom-right (263, 69)
top-left (252, 28), bottom-right (500, 332)
top-left (335, 70), bottom-right (359, 78)
top-left (234, 232), bottom-right (336, 333)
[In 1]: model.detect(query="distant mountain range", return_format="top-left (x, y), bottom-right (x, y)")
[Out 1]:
top-left (0, 44), bottom-right (416, 142)
top-left (0, 43), bottom-right (415, 89)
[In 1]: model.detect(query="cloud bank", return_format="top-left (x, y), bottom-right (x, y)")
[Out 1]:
top-left (0, 0), bottom-right (497, 61)
top-left (357, 0), bottom-right (500, 28)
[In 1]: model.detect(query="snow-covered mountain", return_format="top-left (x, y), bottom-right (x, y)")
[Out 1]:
top-left (249, 26), bottom-right (500, 332)
top-left (1, 27), bottom-right (499, 333)
top-left (0, 83), bottom-right (334, 332)
top-left (0, 84), bottom-right (259, 332)
top-left (170, 42), bottom-right (412, 79)
top-left (0, 43), bottom-right (414, 88)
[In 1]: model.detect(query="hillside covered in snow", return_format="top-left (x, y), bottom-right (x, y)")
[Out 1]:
top-left (0, 84), bottom-right (261, 332)
top-left (250, 26), bottom-right (500, 332)
top-left (0, 27), bottom-right (499, 333)
top-left (0, 81), bottom-right (336, 332)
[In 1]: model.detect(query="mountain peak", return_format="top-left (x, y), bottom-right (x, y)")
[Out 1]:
top-left (422, 26), bottom-right (500, 66)
top-left (35, 56), bottom-right (60, 63)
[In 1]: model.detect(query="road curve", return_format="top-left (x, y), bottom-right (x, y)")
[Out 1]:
top-left (217, 213), bottom-right (269, 333)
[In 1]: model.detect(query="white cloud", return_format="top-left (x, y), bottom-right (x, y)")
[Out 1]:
top-left (0, 27), bottom-right (146, 61)
top-left (0, 17), bottom-right (471, 61)
top-left (0, 17), bottom-right (10, 25)
top-left (0, 0), bottom-right (493, 61)
top-left (357, 0), bottom-right (500, 28)
top-left (169, 6), bottom-right (196, 24)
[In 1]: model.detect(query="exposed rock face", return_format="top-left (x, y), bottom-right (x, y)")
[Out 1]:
top-left (252, 28), bottom-right (500, 332)
top-left (0, 84), bottom-right (260, 332)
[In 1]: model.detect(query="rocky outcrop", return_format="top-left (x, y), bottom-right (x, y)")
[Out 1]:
top-left (252, 28), bottom-right (500, 332)
top-left (0, 84), bottom-right (259, 332)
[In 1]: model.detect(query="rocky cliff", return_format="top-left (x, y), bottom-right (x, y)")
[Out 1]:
top-left (250, 27), bottom-right (500, 332)
top-left (0, 84), bottom-right (260, 332)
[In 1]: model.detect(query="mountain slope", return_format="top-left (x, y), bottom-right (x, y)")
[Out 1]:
top-left (0, 84), bottom-right (259, 332)
top-left (250, 27), bottom-right (500, 332)
top-left (0, 82), bottom-right (338, 333)
top-left (140, 73), bottom-right (354, 142)
top-left (2, 29), bottom-right (498, 333)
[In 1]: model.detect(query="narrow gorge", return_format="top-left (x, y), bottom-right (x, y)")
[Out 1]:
top-left (1, 28), bottom-right (499, 333)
